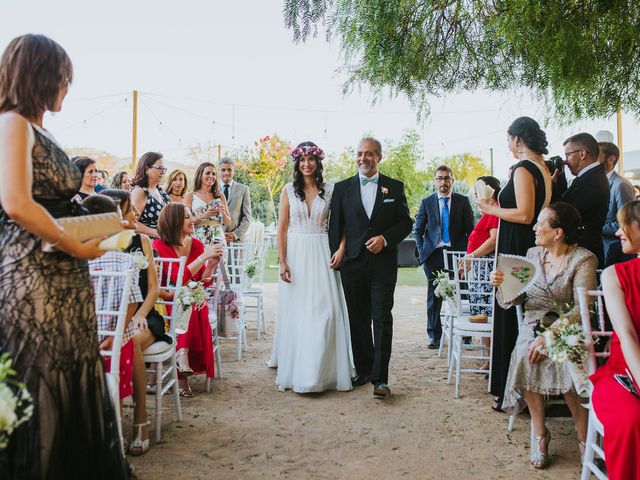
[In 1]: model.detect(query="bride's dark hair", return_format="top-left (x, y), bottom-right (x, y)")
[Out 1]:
top-left (292, 141), bottom-right (325, 201)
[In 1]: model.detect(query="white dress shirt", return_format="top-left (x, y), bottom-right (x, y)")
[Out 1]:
top-left (576, 161), bottom-right (600, 178)
top-left (436, 192), bottom-right (453, 248)
top-left (359, 172), bottom-right (379, 218)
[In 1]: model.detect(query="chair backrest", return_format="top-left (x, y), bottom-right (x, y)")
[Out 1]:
top-left (91, 269), bottom-right (134, 379)
top-left (244, 221), bottom-right (265, 249)
top-left (225, 243), bottom-right (250, 291)
top-left (442, 249), bottom-right (467, 272)
top-left (452, 256), bottom-right (496, 320)
top-left (577, 286), bottom-right (613, 376)
top-left (154, 256), bottom-right (187, 340)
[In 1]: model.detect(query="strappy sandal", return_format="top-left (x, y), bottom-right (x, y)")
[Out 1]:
top-left (176, 349), bottom-right (194, 376)
top-left (491, 397), bottom-right (504, 413)
top-left (179, 385), bottom-right (196, 398)
top-left (129, 421), bottom-right (150, 456)
top-left (530, 428), bottom-right (551, 469)
top-left (578, 440), bottom-right (586, 462)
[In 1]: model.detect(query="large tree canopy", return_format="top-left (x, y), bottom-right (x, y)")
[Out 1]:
top-left (283, 0), bottom-right (640, 121)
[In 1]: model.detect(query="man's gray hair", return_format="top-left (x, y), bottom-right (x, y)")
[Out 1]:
top-left (219, 156), bottom-right (235, 166)
top-left (360, 137), bottom-right (382, 156)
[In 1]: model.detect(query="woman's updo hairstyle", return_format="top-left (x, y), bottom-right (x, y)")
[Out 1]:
top-left (546, 202), bottom-right (583, 245)
top-left (507, 116), bottom-right (549, 155)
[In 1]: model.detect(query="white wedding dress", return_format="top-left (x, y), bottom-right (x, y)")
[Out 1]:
top-left (267, 182), bottom-right (354, 392)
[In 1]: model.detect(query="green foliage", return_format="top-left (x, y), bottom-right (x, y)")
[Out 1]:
top-left (283, 0), bottom-right (640, 121)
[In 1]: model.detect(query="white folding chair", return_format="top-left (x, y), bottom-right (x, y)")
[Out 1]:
top-left (578, 287), bottom-right (612, 480)
top-left (206, 267), bottom-right (223, 392)
top-left (447, 256), bottom-right (494, 398)
top-left (143, 256), bottom-right (186, 443)
top-left (243, 241), bottom-right (267, 338)
top-left (221, 243), bottom-right (248, 359)
top-left (91, 269), bottom-right (134, 456)
top-left (438, 249), bottom-right (468, 362)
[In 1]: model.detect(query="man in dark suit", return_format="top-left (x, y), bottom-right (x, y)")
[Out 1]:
top-left (414, 166), bottom-right (474, 348)
top-left (556, 133), bottom-right (610, 267)
top-left (598, 142), bottom-right (637, 266)
top-left (329, 137), bottom-right (413, 398)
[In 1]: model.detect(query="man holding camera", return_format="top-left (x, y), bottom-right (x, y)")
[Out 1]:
top-left (553, 133), bottom-right (609, 267)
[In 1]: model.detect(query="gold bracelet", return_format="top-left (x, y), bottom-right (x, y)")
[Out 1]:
top-left (50, 227), bottom-right (65, 247)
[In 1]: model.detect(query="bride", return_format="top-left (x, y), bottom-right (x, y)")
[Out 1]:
top-left (267, 141), bottom-right (354, 392)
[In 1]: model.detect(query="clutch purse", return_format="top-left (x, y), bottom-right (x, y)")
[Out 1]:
top-left (496, 253), bottom-right (540, 303)
top-left (42, 212), bottom-right (123, 252)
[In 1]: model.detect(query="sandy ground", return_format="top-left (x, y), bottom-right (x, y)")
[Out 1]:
top-left (130, 284), bottom-right (583, 480)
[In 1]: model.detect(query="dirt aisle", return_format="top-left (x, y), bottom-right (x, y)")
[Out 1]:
top-left (131, 284), bottom-right (582, 479)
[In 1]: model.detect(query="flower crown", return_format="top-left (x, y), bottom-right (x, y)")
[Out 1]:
top-left (291, 145), bottom-right (325, 161)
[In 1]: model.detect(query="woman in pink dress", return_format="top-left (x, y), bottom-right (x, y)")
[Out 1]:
top-left (592, 200), bottom-right (640, 480)
top-left (153, 203), bottom-right (223, 397)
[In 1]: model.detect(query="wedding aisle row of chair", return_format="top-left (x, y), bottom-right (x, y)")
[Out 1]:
top-left (91, 233), bottom-right (271, 461)
top-left (437, 249), bottom-right (610, 479)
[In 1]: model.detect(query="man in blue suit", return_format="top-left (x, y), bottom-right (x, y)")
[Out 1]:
top-left (414, 166), bottom-right (474, 348)
top-left (599, 141), bottom-right (637, 266)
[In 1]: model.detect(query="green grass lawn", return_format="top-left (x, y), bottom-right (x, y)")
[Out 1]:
top-left (262, 248), bottom-right (427, 287)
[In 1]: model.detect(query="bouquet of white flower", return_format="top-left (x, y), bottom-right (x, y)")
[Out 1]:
top-left (176, 281), bottom-right (208, 313)
top-left (539, 317), bottom-right (592, 395)
top-left (0, 353), bottom-right (33, 449)
top-left (433, 270), bottom-right (455, 300)
top-left (128, 249), bottom-right (149, 270)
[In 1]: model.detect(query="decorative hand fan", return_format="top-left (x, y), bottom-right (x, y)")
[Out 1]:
top-left (474, 179), bottom-right (495, 201)
top-left (496, 253), bottom-right (540, 303)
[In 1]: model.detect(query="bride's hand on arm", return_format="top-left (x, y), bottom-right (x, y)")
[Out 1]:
top-left (329, 235), bottom-right (346, 269)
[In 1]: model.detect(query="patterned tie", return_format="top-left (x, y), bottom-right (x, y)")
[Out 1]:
top-left (360, 176), bottom-right (378, 186)
top-left (223, 183), bottom-right (230, 201)
top-left (441, 197), bottom-right (450, 244)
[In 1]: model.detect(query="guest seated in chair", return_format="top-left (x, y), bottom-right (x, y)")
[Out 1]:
top-left (153, 203), bottom-right (223, 397)
top-left (84, 194), bottom-right (151, 455)
top-left (491, 202), bottom-right (597, 469)
top-left (592, 200), bottom-right (640, 480)
top-left (100, 188), bottom-right (170, 455)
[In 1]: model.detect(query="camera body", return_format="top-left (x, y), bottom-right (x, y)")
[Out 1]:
top-left (545, 155), bottom-right (564, 173)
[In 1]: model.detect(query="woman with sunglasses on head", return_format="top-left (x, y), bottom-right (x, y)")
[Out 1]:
top-left (591, 200), bottom-right (640, 480)
top-left (131, 151), bottom-right (169, 239)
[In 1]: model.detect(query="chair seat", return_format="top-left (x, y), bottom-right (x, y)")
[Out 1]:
top-left (244, 286), bottom-right (263, 295)
top-left (453, 317), bottom-right (493, 332)
top-left (144, 340), bottom-right (173, 356)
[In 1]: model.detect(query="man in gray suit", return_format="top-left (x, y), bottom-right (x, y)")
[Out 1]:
top-left (599, 142), bottom-right (636, 266)
top-left (219, 157), bottom-right (252, 243)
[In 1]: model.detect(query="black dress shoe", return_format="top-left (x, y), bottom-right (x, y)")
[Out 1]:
top-left (351, 374), bottom-right (371, 387)
top-left (427, 338), bottom-right (440, 349)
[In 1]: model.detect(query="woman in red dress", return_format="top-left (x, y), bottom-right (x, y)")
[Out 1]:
top-left (592, 200), bottom-right (640, 480)
top-left (153, 203), bottom-right (223, 397)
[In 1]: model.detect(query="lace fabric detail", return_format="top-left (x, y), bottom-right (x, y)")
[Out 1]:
top-left (0, 125), bottom-right (127, 478)
top-left (285, 182), bottom-right (333, 234)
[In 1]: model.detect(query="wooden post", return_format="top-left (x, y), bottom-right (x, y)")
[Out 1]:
top-left (617, 107), bottom-right (624, 174)
top-left (217, 144), bottom-right (221, 161)
top-left (490, 147), bottom-right (494, 176)
top-left (131, 90), bottom-right (139, 171)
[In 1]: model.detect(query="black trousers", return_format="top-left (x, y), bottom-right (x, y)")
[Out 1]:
top-left (341, 263), bottom-right (395, 385)
top-left (423, 248), bottom-right (445, 342)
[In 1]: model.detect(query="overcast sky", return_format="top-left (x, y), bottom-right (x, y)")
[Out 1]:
top-left (3, 0), bottom-right (639, 179)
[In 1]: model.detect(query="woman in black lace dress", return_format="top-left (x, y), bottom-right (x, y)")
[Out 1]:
top-left (478, 117), bottom-right (552, 410)
top-left (0, 35), bottom-right (127, 479)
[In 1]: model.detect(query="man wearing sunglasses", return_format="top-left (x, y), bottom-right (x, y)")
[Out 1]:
top-left (414, 166), bottom-right (474, 349)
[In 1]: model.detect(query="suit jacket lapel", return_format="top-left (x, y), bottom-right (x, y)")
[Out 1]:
top-left (350, 175), bottom-right (368, 219)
